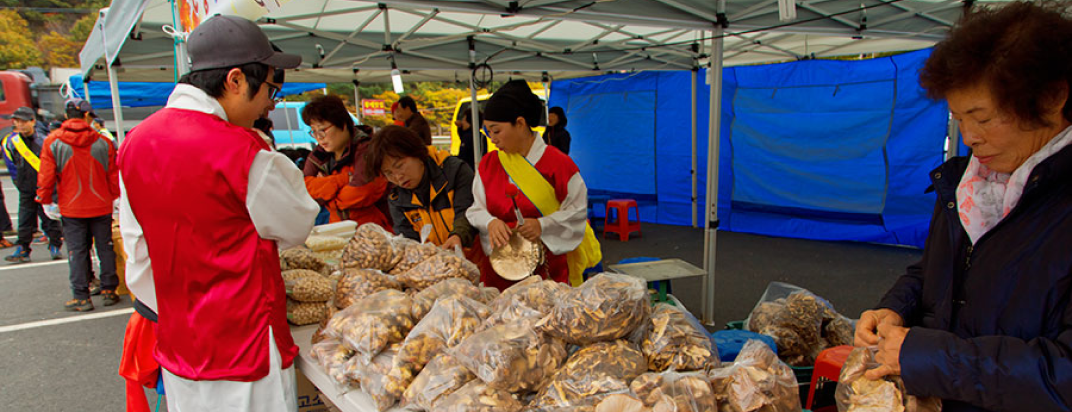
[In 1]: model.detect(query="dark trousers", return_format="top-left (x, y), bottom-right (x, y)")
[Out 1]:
top-left (63, 215), bottom-right (117, 300)
top-left (16, 189), bottom-right (61, 248)
top-left (0, 183), bottom-right (12, 232)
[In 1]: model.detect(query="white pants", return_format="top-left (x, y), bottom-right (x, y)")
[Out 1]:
top-left (163, 327), bottom-right (297, 412)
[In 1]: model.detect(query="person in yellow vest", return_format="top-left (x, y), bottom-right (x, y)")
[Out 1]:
top-left (365, 125), bottom-right (477, 250)
top-left (2, 107), bottom-right (63, 262)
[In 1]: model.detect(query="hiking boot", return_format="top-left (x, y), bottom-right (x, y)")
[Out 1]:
top-left (48, 245), bottom-right (63, 260)
top-left (64, 298), bottom-right (94, 312)
top-left (89, 279), bottom-right (101, 295)
top-left (0, 238), bottom-right (14, 249)
top-left (101, 289), bottom-right (120, 306)
top-left (33, 235), bottom-right (48, 245)
top-left (4, 245), bottom-right (30, 263)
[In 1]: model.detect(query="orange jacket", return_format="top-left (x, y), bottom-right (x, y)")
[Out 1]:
top-left (37, 119), bottom-right (119, 218)
top-left (303, 134), bottom-right (390, 227)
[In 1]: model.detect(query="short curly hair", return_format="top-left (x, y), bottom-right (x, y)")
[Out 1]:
top-left (300, 94), bottom-right (355, 136)
top-left (919, 1), bottom-right (1072, 128)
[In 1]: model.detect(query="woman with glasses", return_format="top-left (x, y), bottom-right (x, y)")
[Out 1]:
top-left (365, 125), bottom-right (477, 250)
top-left (300, 95), bottom-right (390, 228)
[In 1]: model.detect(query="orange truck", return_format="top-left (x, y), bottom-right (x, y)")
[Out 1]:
top-left (0, 68), bottom-right (65, 135)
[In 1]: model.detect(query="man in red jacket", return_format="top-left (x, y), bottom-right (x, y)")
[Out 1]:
top-left (37, 98), bottom-right (120, 311)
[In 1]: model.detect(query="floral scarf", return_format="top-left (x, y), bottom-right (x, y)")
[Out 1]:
top-left (956, 125), bottom-right (1072, 244)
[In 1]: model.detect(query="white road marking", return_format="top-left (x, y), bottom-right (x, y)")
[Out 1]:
top-left (0, 260), bottom-right (67, 271)
top-left (0, 308), bottom-right (133, 334)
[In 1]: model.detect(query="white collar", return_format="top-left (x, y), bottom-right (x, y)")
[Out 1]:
top-left (524, 131), bottom-right (547, 164)
top-left (166, 84), bottom-right (228, 121)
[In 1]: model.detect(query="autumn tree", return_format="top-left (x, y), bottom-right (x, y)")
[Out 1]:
top-left (0, 10), bottom-right (43, 69)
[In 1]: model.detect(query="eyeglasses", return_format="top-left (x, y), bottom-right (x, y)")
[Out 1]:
top-left (265, 82), bottom-right (282, 101)
top-left (309, 124), bottom-right (334, 139)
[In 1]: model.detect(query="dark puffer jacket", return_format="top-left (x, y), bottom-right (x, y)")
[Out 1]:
top-left (878, 145), bottom-right (1072, 412)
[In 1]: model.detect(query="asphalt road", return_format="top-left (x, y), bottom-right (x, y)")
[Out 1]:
top-left (0, 175), bottom-right (921, 411)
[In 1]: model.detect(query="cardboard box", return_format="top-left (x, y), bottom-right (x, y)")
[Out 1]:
top-left (297, 371), bottom-right (335, 412)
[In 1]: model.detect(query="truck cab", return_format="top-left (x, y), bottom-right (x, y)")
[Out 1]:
top-left (0, 71), bottom-right (35, 134)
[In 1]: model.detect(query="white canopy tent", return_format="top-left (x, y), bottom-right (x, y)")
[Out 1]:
top-left (81, 0), bottom-right (981, 324)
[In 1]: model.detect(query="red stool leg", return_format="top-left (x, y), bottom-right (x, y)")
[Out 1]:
top-left (617, 204), bottom-right (629, 241)
top-left (603, 203), bottom-right (612, 238)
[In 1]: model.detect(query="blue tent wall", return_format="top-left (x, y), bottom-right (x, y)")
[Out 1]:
top-left (549, 48), bottom-right (947, 248)
top-left (67, 75), bottom-right (325, 109)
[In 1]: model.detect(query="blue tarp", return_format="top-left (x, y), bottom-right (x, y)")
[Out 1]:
top-left (67, 74), bottom-right (325, 109)
top-left (549, 48), bottom-right (948, 248)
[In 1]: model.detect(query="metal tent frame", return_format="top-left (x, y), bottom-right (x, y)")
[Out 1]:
top-left (80, 0), bottom-right (979, 324)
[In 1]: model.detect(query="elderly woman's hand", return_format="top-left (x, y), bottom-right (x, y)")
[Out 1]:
top-left (855, 308), bottom-right (904, 347)
top-left (517, 219), bottom-right (542, 243)
top-left (865, 323), bottom-right (910, 380)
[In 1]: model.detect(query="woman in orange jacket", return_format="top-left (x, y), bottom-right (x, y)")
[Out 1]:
top-left (301, 95), bottom-right (390, 228)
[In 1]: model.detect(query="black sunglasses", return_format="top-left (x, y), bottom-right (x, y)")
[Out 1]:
top-left (266, 83), bottom-right (282, 100)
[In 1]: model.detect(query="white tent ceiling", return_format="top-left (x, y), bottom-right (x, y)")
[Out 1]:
top-left (80, 0), bottom-right (982, 84)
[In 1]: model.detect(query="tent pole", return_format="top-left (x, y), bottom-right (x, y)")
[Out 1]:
top-left (691, 67), bottom-right (698, 228)
top-left (106, 62), bottom-right (126, 144)
top-left (702, 10), bottom-right (726, 326)
top-left (946, 113), bottom-right (958, 161)
top-left (468, 36), bottom-right (482, 166)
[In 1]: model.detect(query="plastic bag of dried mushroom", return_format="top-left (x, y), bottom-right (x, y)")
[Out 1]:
top-left (745, 282), bottom-right (856, 367)
top-left (487, 275), bottom-right (567, 315)
top-left (310, 338), bottom-right (355, 388)
top-left (835, 347), bottom-right (941, 412)
top-left (280, 247), bottom-right (326, 272)
top-left (389, 238), bottom-right (440, 275)
top-left (402, 353), bottom-right (475, 411)
top-left (352, 344), bottom-right (403, 411)
top-left (642, 302), bottom-right (720, 372)
top-left (450, 315), bottom-right (568, 393)
top-left (334, 268), bottom-right (401, 310)
top-left (397, 251), bottom-right (480, 291)
top-left (340, 223), bottom-right (404, 272)
top-left (538, 273), bottom-right (650, 345)
top-left (437, 380), bottom-right (525, 412)
top-left (631, 371), bottom-right (717, 412)
top-left (528, 340), bottom-right (648, 411)
top-left (709, 339), bottom-right (801, 412)
top-left (410, 278), bottom-right (488, 320)
top-left (325, 289), bottom-right (415, 365)
top-left (387, 295), bottom-right (491, 398)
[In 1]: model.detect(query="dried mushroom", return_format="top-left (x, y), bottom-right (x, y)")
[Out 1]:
top-left (836, 347), bottom-right (941, 412)
top-left (528, 340), bottom-right (647, 411)
top-left (437, 380), bottom-right (524, 412)
top-left (389, 239), bottom-right (440, 275)
top-left (631, 371), bottom-right (717, 412)
top-left (397, 253), bottom-right (480, 290)
top-left (709, 339), bottom-right (801, 412)
top-left (334, 269), bottom-right (401, 310)
top-left (539, 273), bottom-right (650, 345)
top-left (402, 353), bottom-right (475, 410)
top-left (354, 345), bottom-right (402, 411)
top-left (410, 278), bottom-right (486, 320)
top-left (310, 338), bottom-right (355, 387)
top-left (642, 303), bottom-right (719, 372)
top-left (388, 296), bottom-right (490, 398)
top-left (325, 289), bottom-right (415, 365)
top-left (451, 316), bottom-right (568, 393)
top-left (488, 275), bottom-right (567, 315)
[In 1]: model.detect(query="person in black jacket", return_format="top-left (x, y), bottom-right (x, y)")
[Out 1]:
top-left (365, 125), bottom-right (476, 250)
top-left (544, 106), bottom-right (571, 155)
top-left (855, 3), bottom-right (1072, 411)
top-left (2, 107), bottom-right (63, 262)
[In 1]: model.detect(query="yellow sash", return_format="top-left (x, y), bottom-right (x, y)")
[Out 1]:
top-left (4, 133), bottom-right (40, 171)
top-left (497, 150), bottom-right (602, 286)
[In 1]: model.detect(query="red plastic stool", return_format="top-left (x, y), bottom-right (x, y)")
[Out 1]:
top-left (604, 199), bottom-right (641, 241)
top-left (805, 345), bottom-right (854, 410)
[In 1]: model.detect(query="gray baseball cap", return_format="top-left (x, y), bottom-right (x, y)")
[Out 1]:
top-left (0, 107), bottom-right (35, 121)
top-left (188, 15), bottom-right (301, 72)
